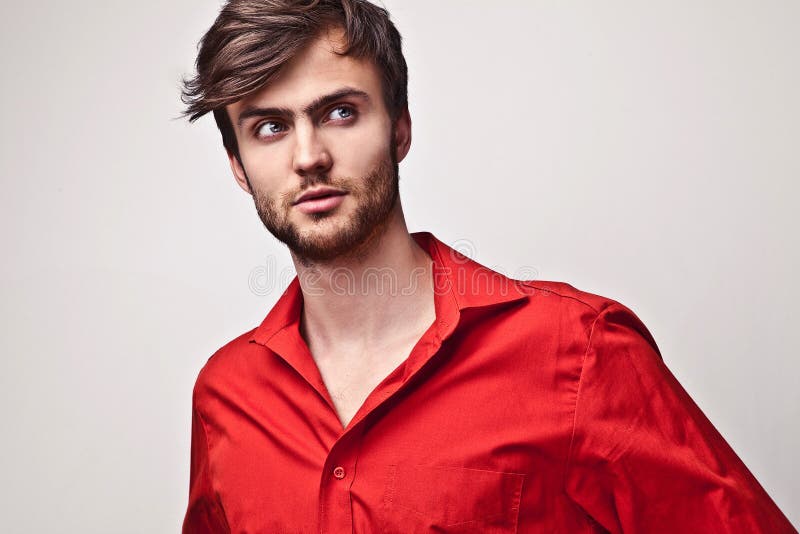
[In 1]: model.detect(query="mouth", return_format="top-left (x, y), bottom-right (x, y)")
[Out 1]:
top-left (293, 187), bottom-right (347, 205)
top-left (293, 187), bottom-right (348, 214)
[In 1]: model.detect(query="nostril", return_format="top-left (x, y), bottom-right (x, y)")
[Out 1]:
top-left (293, 149), bottom-right (332, 174)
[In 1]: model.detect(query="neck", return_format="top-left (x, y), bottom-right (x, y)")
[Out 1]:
top-left (291, 204), bottom-right (435, 351)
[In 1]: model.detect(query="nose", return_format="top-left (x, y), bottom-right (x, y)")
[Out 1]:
top-left (292, 123), bottom-right (332, 177)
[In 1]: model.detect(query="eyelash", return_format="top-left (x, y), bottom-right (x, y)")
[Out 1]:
top-left (252, 104), bottom-right (357, 140)
top-left (326, 105), bottom-right (356, 122)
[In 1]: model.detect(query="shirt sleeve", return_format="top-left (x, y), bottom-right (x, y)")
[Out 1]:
top-left (564, 302), bottom-right (796, 533)
top-left (182, 396), bottom-right (230, 534)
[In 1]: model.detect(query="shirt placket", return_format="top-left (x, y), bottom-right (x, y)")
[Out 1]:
top-left (318, 426), bottom-right (364, 534)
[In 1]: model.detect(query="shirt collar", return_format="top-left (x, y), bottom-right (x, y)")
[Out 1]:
top-left (416, 231), bottom-right (530, 311)
top-left (248, 231), bottom-right (530, 347)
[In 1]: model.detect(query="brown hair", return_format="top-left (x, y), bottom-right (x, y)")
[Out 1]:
top-left (179, 0), bottom-right (408, 164)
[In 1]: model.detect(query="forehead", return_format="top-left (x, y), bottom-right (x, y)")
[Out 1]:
top-left (228, 28), bottom-right (385, 116)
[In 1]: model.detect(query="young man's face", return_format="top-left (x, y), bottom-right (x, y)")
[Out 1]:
top-left (225, 28), bottom-right (411, 263)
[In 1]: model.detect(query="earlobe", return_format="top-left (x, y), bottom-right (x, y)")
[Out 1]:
top-left (227, 150), bottom-right (253, 195)
top-left (393, 107), bottom-right (412, 163)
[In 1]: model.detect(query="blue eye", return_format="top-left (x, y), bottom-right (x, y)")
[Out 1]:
top-left (327, 106), bottom-right (354, 121)
top-left (256, 121), bottom-right (286, 138)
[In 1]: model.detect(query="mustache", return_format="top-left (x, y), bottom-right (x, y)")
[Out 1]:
top-left (301, 173), bottom-right (334, 188)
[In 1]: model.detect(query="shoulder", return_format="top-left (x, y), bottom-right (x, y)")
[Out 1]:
top-left (509, 280), bottom-right (659, 354)
top-left (517, 280), bottom-right (616, 314)
top-left (191, 326), bottom-right (262, 400)
top-left (511, 279), bottom-right (618, 335)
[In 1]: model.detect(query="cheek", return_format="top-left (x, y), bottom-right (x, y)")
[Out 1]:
top-left (241, 146), bottom-right (292, 191)
top-left (327, 125), bottom-right (392, 172)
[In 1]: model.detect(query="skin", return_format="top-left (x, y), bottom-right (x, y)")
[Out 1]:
top-left (224, 28), bottom-right (436, 428)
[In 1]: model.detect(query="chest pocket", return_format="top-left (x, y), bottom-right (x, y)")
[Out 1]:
top-left (381, 464), bottom-right (524, 533)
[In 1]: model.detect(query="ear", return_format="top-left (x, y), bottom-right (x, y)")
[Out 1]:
top-left (227, 149), bottom-right (253, 195)
top-left (393, 107), bottom-right (412, 164)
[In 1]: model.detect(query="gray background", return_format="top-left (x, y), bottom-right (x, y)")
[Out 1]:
top-left (1, 0), bottom-right (797, 531)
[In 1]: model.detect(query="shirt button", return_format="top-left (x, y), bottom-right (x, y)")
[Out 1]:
top-left (333, 466), bottom-right (346, 479)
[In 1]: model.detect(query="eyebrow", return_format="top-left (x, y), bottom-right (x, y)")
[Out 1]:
top-left (236, 87), bottom-right (371, 129)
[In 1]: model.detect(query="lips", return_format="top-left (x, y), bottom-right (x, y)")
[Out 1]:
top-left (293, 187), bottom-right (347, 205)
top-left (293, 187), bottom-right (348, 215)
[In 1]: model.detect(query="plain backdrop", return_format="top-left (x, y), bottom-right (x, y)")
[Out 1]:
top-left (1, 0), bottom-right (797, 531)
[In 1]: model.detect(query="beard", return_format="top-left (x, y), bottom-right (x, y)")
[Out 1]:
top-left (249, 144), bottom-right (399, 265)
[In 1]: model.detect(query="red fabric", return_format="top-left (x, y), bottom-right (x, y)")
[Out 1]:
top-left (183, 231), bottom-right (795, 533)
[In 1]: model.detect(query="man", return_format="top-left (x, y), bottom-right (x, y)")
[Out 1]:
top-left (179, 1), bottom-right (795, 532)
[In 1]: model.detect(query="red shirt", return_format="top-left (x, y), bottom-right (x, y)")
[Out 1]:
top-left (183, 231), bottom-right (794, 533)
